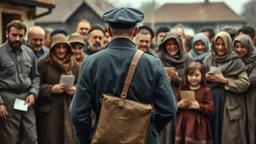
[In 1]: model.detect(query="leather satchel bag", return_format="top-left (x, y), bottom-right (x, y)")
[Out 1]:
top-left (92, 50), bottom-right (154, 144)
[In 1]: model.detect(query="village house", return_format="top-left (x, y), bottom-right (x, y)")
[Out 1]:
top-left (0, 0), bottom-right (55, 44)
top-left (143, 0), bottom-right (246, 35)
top-left (35, 0), bottom-right (114, 34)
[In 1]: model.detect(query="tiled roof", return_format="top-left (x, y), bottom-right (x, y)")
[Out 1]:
top-left (36, 0), bottom-right (114, 23)
top-left (143, 2), bottom-right (246, 23)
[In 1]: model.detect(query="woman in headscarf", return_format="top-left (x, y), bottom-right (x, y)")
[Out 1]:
top-left (189, 33), bottom-right (211, 63)
top-left (203, 31), bottom-right (250, 144)
top-left (37, 33), bottom-right (80, 144)
top-left (68, 33), bottom-right (86, 66)
top-left (158, 31), bottom-right (194, 144)
top-left (234, 35), bottom-right (256, 144)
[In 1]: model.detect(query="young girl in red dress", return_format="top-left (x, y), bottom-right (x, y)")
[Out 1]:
top-left (175, 62), bottom-right (214, 144)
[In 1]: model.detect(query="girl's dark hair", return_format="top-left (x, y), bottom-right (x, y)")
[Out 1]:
top-left (181, 62), bottom-right (206, 88)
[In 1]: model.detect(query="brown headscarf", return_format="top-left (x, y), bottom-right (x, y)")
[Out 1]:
top-left (49, 33), bottom-right (74, 75)
top-left (203, 31), bottom-right (246, 77)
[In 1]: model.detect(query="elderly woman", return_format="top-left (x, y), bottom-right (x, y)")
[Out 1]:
top-left (37, 33), bottom-right (80, 144)
top-left (68, 33), bottom-right (86, 66)
top-left (158, 31), bottom-right (194, 144)
top-left (189, 33), bottom-right (211, 63)
top-left (234, 35), bottom-right (256, 144)
top-left (203, 31), bottom-right (250, 144)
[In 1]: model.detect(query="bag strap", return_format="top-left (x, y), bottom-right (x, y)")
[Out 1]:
top-left (120, 50), bottom-right (144, 100)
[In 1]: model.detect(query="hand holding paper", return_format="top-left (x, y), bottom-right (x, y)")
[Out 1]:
top-left (209, 66), bottom-right (221, 74)
top-left (164, 67), bottom-right (178, 81)
top-left (180, 90), bottom-right (195, 101)
top-left (64, 86), bottom-right (76, 96)
top-left (14, 98), bottom-right (28, 112)
top-left (178, 100), bottom-right (191, 109)
top-left (59, 75), bottom-right (75, 88)
top-left (52, 84), bottom-right (65, 93)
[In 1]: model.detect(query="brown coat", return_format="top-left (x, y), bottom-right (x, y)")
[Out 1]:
top-left (222, 72), bottom-right (249, 144)
top-left (37, 55), bottom-right (80, 144)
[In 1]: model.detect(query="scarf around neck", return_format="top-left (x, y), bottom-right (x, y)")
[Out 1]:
top-left (234, 35), bottom-right (256, 75)
top-left (190, 33), bottom-right (211, 63)
top-left (158, 31), bottom-right (189, 68)
top-left (203, 31), bottom-right (246, 77)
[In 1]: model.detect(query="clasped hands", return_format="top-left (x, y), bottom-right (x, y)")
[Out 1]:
top-left (205, 72), bottom-right (228, 84)
top-left (166, 70), bottom-right (178, 82)
top-left (52, 84), bottom-right (76, 95)
top-left (178, 100), bottom-right (200, 109)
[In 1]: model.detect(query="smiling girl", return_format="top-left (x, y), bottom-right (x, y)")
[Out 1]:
top-left (175, 62), bottom-right (214, 144)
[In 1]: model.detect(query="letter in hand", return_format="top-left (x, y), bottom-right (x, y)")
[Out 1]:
top-left (64, 86), bottom-right (76, 96)
top-left (168, 70), bottom-right (178, 81)
top-left (0, 105), bottom-right (8, 119)
top-left (189, 101), bottom-right (200, 109)
top-left (25, 94), bottom-right (36, 107)
top-left (178, 100), bottom-right (191, 109)
top-left (52, 84), bottom-right (65, 94)
top-left (205, 72), bottom-right (227, 84)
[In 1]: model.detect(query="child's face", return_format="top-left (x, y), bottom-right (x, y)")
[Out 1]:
top-left (187, 69), bottom-right (202, 87)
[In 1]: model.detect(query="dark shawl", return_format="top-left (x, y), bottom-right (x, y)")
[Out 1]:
top-left (158, 31), bottom-right (191, 69)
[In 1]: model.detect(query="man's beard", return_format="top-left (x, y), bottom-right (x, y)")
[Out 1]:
top-left (9, 39), bottom-right (22, 49)
top-left (89, 43), bottom-right (102, 52)
top-left (32, 45), bottom-right (42, 53)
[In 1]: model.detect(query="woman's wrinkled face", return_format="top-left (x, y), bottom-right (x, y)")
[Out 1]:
top-left (194, 40), bottom-right (206, 55)
top-left (71, 43), bottom-right (84, 60)
top-left (214, 37), bottom-right (227, 56)
top-left (54, 43), bottom-right (68, 59)
top-left (235, 41), bottom-right (248, 57)
top-left (165, 38), bottom-right (179, 56)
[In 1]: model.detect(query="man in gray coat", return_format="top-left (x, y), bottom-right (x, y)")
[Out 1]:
top-left (0, 20), bottom-right (40, 144)
top-left (69, 7), bottom-right (177, 144)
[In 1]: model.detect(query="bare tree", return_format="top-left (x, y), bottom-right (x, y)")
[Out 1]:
top-left (242, 0), bottom-right (256, 29)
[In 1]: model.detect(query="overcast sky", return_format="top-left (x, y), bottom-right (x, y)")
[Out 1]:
top-left (109, 0), bottom-right (250, 14)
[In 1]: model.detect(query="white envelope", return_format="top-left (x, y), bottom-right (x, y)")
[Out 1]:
top-left (210, 66), bottom-right (221, 74)
top-left (14, 98), bottom-right (28, 112)
top-left (59, 75), bottom-right (75, 88)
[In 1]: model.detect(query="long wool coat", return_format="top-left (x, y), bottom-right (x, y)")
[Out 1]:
top-left (234, 35), bottom-right (256, 144)
top-left (37, 55), bottom-right (80, 144)
top-left (203, 32), bottom-right (250, 144)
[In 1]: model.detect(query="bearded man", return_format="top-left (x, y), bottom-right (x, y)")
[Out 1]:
top-left (0, 20), bottom-right (40, 144)
top-left (83, 26), bottom-right (105, 56)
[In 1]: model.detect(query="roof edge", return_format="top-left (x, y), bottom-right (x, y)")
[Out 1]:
top-left (8, 0), bottom-right (55, 8)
